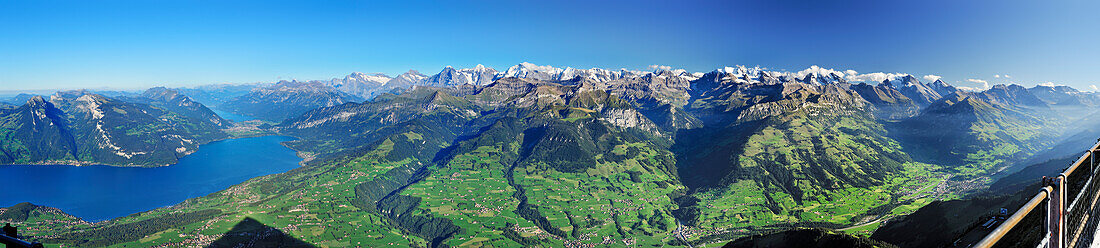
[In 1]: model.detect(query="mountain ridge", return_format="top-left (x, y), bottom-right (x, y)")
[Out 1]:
top-left (7, 62), bottom-right (1100, 247)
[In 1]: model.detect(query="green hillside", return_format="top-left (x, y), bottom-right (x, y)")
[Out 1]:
top-left (0, 91), bottom-right (228, 166)
top-left (2, 71), bottom-right (1082, 247)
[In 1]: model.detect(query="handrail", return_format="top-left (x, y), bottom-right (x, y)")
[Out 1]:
top-left (1066, 152), bottom-right (1100, 248)
top-left (0, 234), bottom-right (44, 248)
top-left (1061, 148), bottom-right (1094, 180)
top-left (975, 186), bottom-right (1052, 248)
top-left (977, 139), bottom-right (1100, 248)
top-left (1065, 142), bottom-right (1100, 178)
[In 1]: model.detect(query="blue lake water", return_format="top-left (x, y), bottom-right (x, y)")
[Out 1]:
top-left (212, 109), bottom-right (255, 122)
top-left (0, 135), bottom-right (302, 222)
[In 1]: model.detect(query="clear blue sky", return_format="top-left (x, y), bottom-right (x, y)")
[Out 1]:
top-left (1, 0), bottom-right (1098, 91)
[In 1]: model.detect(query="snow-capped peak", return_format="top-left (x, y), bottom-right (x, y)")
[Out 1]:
top-left (792, 65), bottom-right (847, 84)
top-left (395, 70), bottom-right (427, 81)
top-left (343, 72), bottom-right (392, 85)
top-left (707, 65), bottom-right (920, 86)
top-left (384, 70), bottom-right (428, 87)
top-left (495, 62), bottom-right (566, 81)
top-left (422, 65), bottom-right (498, 86)
top-left (492, 62), bottom-right (695, 82)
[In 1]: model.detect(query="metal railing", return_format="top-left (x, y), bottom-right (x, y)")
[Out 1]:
top-left (977, 140), bottom-right (1100, 248)
top-left (0, 233), bottom-right (44, 248)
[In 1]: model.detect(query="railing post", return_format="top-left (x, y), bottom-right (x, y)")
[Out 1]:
top-left (1047, 175), bottom-right (1065, 248)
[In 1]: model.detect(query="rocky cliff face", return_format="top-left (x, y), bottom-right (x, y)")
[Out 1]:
top-left (848, 83), bottom-right (921, 119)
top-left (929, 79), bottom-right (959, 97)
top-left (881, 75), bottom-right (943, 107)
top-left (421, 65), bottom-right (498, 87)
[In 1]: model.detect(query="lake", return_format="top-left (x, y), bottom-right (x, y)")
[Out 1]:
top-left (0, 135), bottom-right (302, 222)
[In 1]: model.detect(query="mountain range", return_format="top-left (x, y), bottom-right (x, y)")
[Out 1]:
top-left (219, 80), bottom-right (364, 122)
top-left (5, 62), bottom-right (1100, 247)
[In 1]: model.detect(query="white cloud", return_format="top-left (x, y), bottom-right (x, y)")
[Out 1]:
top-left (1090, 85), bottom-right (1098, 92)
top-left (957, 86), bottom-right (984, 92)
top-left (994, 74), bottom-right (1001, 78)
top-left (794, 65), bottom-right (845, 78)
top-left (648, 65), bottom-right (672, 70)
top-left (725, 65), bottom-right (915, 84)
top-left (923, 75), bottom-right (942, 82)
top-left (847, 72), bottom-right (908, 82)
top-left (1038, 82), bottom-right (1061, 87)
top-left (790, 65), bottom-right (908, 83)
top-left (965, 79), bottom-right (990, 91)
top-left (1004, 75), bottom-right (1012, 78)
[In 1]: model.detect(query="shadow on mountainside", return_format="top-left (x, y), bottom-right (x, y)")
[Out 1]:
top-left (206, 217), bottom-right (314, 248)
top-left (724, 228), bottom-right (897, 248)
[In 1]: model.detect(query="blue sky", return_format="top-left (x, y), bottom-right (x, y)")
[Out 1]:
top-left (1, 0), bottom-right (1098, 91)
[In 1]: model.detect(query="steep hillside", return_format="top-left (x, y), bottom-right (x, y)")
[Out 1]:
top-left (386, 83), bottom-right (683, 247)
top-left (0, 91), bottom-right (228, 166)
top-left (0, 96), bottom-right (78, 163)
top-left (672, 78), bottom-right (941, 238)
